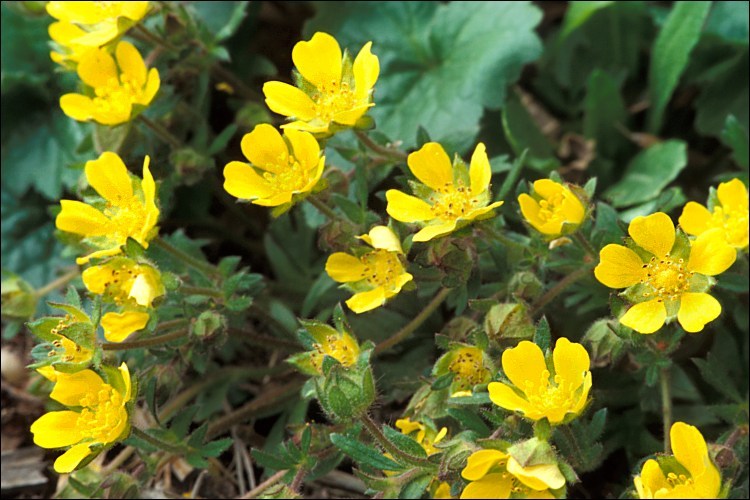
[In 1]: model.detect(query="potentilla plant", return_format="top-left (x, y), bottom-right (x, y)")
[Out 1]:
top-left (2, 2), bottom-right (747, 499)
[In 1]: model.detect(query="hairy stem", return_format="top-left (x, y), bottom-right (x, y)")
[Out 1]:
top-left (240, 470), bottom-right (288, 499)
top-left (34, 268), bottom-right (79, 298)
top-left (137, 115), bottom-right (182, 149)
top-left (102, 328), bottom-right (190, 351)
top-left (529, 265), bottom-right (593, 316)
top-left (131, 426), bottom-right (185, 454)
top-left (660, 367), bottom-right (672, 453)
top-left (306, 196), bottom-right (340, 222)
top-left (354, 130), bottom-right (408, 161)
top-left (152, 238), bottom-right (221, 279)
top-left (375, 288), bottom-right (451, 355)
top-left (360, 413), bottom-right (431, 467)
top-left (572, 231), bottom-right (598, 261)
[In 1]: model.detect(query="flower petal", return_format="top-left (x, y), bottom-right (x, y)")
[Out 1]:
top-left (488, 382), bottom-right (534, 416)
top-left (81, 264), bottom-right (110, 295)
top-left (241, 124), bottom-right (288, 172)
top-left (386, 189), bottom-right (434, 222)
top-left (594, 244), bottom-right (646, 289)
top-left (115, 41), bottom-right (146, 86)
top-left (461, 474), bottom-right (511, 499)
top-left (56, 200), bottom-right (113, 236)
top-left (101, 311), bottom-right (150, 343)
top-left (561, 190), bottom-right (586, 225)
top-left (76, 246), bottom-right (123, 265)
top-left (572, 371), bottom-right (593, 415)
top-left (54, 442), bottom-right (93, 474)
top-left (671, 422), bottom-right (712, 480)
top-left (717, 178), bottom-right (748, 212)
top-left (461, 449), bottom-right (508, 481)
top-left (140, 156), bottom-right (159, 238)
top-left (77, 47), bottom-right (118, 88)
top-left (353, 41), bottom-right (379, 101)
top-left (51, 369), bottom-right (105, 406)
top-left (636, 459), bottom-right (669, 499)
top-left (292, 32), bottom-right (342, 90)
top-left (519, 193), bottom-right (545, 232)
top-left (629, 212), bottom-right (675, 258)
top-left (412, 221), bottom-right (458, 242)
top-left (284, 128), bottom-right (321, 171)
top-left (533, 179), bottom-right (564, 199)
top-left (31, 411), bottom-right (84, 448)
top-left (346, 287), bottom-right (387, 313)
top-left (552, 337), bottom-right (590, 389)
top-left (60, 94), bottom-right (94, 121)
top-left (501, 340), bottom-right (547, 392)
top-left (223, 161), bottom-right (274, 200)
top-left (326, 253), bottom-right (367, 283)
top-left (85, 152), bottom-right (134, 205)
top-left (139, 68), bottom-right (161, 106)
top-left (121, 2), bottom-right (149, 20)
top-left (507, 457), bottom-right (565, 490)
top-left (407, 142), bottom-right (454, 192)
top-left (678, 202), bottom-right (712, 236)
top-left (687, 229), bottom-right (736, 276)
top-left (620, 299), bottom-right (666, 334)
top-left (361, 226), bottom-right (402, 253)
top-left (263, 81), bottom-right (317, 121)
top-left (469, 143), bottom-right (491, 197)
top-left (677, 293), bottom-right (721, 333)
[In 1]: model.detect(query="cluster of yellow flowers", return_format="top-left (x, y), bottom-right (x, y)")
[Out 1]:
top-left (28, 4), bottom-right (746, 494)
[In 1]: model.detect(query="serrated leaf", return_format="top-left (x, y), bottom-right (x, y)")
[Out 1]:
top-left (382, 425), bottom-right (428, 459)
top-left (306, 2), bottom-right (543, 152)
top-left (329, 433), bottom-right (403, 471)
top-left (251, 447), bottom-right (297, 470)
top-left (201, 438), bottom-right (232, 457)
top-left (534, 317), bottom-right (551, 352)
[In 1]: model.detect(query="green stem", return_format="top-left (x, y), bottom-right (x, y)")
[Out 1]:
top-left (152, 238), bottom-right (221, 279)
top-left (130, 426), bottom-right (185, 454)
top-left (529, 265), bottom-right (593, 316)
top-left (354, 130), bottom-right (408, 161)
top-left (133, 23), bottom-right (179, 52)
top-left (572, 231), bottom-right (598, 261)
top-left (227, 327), bottom-right (300, 352)
top-left (360, 413), bottom-right (432, 467)
top-left (137, 115), bottom-right (182, 149)
top-left (180, 285), bottom-right (223, 299)
top-left (34, 268), bottom-right (79, 298)
top-left (306, 196), bottom-right (340, 222)
top-left (660, 367), bottom-right (672, 453)
top-left (290, 466), bottom-right (308, 493)
top-left (102, 328), bottom-right (190, 351)
top-left (375, 288), bottom-right (451, 355)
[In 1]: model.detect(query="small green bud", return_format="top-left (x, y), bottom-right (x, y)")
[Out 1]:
top-left (484, 303), bottom-right (535, 344)
top-left (1, 275), bottom-right (38, 320)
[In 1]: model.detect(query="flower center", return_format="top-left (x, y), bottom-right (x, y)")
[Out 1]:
top-left (666, 472), bottom-right (694, 488)
top-left (93, 75), bottom-right (144, 118)
top-left (262, 152), bottom-right (314, 194)
top-left (312, 79), bottom-right (360, 124)
top-left (362, 250), bottom-right (404, 290)
top-left (100, 264), bottom-right (138, 305)
top-left (76, 384), bottom-right (126, 443)
top-left (711, 206), bottom-right (748, 247)
top-left (449, 349), bottom-right (488, 390)
top-left (429, 184), bottom-right (478, 220)
top-left (523, 370), bottom-right (576, 412)
top-left (311, 334), bottom-right (359, 371)
top-left (102, 195), bottom-right (150, 246)
top-left (537, 192), bottom-right (566, 224)
top-left (639, 255), bottom-right (693, 301)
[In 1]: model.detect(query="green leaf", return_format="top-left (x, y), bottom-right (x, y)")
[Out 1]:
top-left (190, 2), bottom-right (249, 42)
top-left (603, 140), bottom-right (687, 207)
top-left (694, 50), bottom-right (749, 137)
top-left (583, 69), bottom-right (628, 159)
top-left (0, 3), bottom-right (54, 94)
top-left (501, 93), bottom-right (559, 172)
top-left (703, 1), bottom-right (749, 43)
top-left (446, 408), bottom-right (491, 437)
top-left (201, 438), bottom-right (232, 457)
top-left (534, 317), bottom-right (551, 352)
top-left (251, 447), bottom-right (296, 471)
top-left (559, 2), bottom-right (615, 41)
top-left (381, 425), bottom-right (428, 459)
top-left (399, 474), bottom-right (432, 499)
top-left (721, 114), bottom-right (749, 169)
top-left (647, 1), bottom-right (712, 133)
top-left (329, 433), bottom-right (403, 471)
top-left (306, 1), bottom-right (543, 151)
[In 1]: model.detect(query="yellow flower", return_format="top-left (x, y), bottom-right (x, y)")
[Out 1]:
top-left (47, 1), bottom-right (149, 66)
top-left (488, 338), bottom-right (591, 424)
top-left (325, 226), bottom-right (413, 313)
top-left (594, 212), bottom-right (736, 334)
top-left (518, 179), bottom-right (585, 237)
top-left (433, 482), bottom-right (453, 499)
top-left (82, 257), bottom-right (164, 307)
top-left (460, 449), bottom-right (563, 499)
top-left (634, 422), bottom-right (721, 499)
top-left (308, 323), bottom-right (361, 373)
top-left (56, 152), bottom-right (159, 265)
top-left (30, 363), bottom-right (132, 474)
top-left (434, 345), bottom-right (493, 397)
top-left (679, 178), bottom-right (748, 250)
top-left (60, 41), bottom-right (160, 126)
top-left (386, 142), bottom-right (504, 242)
top-left (29, 309), bottom-right (95, 371)
top-left (395, 417), bottom-right (448, 456)
top-left (223, 124), bottom-right (325, 212)
top-left (263, 32), bottom-right (379, 135)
